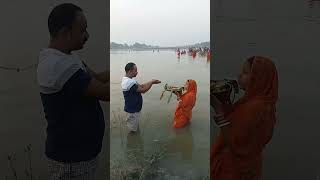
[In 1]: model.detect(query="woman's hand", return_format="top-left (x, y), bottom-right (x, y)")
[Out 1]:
top-left (211, 94), bottom-right (232, 127)
top-left (173, 91), bottom-right (182, 100)
top-left (210, 93), bottom-right (224, 115)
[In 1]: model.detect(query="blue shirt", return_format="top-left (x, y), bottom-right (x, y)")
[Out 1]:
top-left (121, 77), bottom-right (143, 113)
top-left (37, 48), bottom-right (105, 162)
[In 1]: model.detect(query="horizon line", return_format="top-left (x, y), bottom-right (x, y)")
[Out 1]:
top-left (110, 41), bottom-right (210, 47)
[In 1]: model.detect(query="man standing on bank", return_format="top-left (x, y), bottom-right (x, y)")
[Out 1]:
top-left (37, 3), bottom-right (109, 179)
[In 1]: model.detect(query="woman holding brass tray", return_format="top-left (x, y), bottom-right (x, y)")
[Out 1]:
top-left (210, 56), bottom-right (279, 180)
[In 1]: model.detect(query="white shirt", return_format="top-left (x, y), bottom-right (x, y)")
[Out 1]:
top-left (37, 48), bottom-right (87, 94)
top-left (121, 76), bottom-right (138, 92)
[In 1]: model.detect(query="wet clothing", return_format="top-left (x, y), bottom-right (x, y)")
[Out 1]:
top-left (121, 77), bottom-right (143, 131)
top-left (173, 80), bottom-right (197, 128)
top-left (126, 112), bottom-right (141, 132)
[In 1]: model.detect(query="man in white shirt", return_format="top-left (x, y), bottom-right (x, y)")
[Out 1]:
top-left (37, 3), bottom-right (109, 179)
top-left (121, 62), bottom-right (161, 132)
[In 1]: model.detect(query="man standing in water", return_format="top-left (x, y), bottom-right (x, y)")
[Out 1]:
top-left (121, 62), bottom-right (161, 133)
top-left (37, 3), bottom-right (109, 179)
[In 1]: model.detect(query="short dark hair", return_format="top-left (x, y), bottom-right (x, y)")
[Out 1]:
top-left (125, 62), bottom-right (136, 72)
top-left (48, 3), bottom-right (82, 37)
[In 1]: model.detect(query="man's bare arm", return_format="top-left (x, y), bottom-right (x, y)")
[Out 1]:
top-left (82, 62), bottom-right (109, 83)
top-left (136, 81), bottom-right (153, 93)
top-left (86, 67), bottom-right (109, 83)
top-left (136, 79), bottom-right (161, 93)
top-left (85, 78), bottom-right (110, 101)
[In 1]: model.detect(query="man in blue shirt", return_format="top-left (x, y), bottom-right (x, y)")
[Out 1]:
top-left (37, 3), bottom-right (109, 179)
top-left (121, 62), bottom-right (161, 132)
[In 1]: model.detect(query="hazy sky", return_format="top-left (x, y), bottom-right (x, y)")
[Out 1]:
top-left (111, 0), bottom-right (210, 47)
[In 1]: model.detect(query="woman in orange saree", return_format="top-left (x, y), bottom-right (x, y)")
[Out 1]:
top-left (207, 51), bottom-right (211, 62)
top-left (173, 79), bottom-right (197, 128)
top-left (210, 56), bottom-right (278, 180)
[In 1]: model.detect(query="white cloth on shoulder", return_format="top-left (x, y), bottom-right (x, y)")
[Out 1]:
top-left (37, 48), bottom-right (87, 94)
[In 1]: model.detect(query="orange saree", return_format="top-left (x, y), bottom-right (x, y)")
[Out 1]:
top-left (211, 56), bottom-right (278, 180)
top-left (173, 80), bottom-right (197, 128)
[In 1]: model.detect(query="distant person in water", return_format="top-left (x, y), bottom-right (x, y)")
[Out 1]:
top-left (173, 80), bottom-right (197, 128)
top-left (121, 62), bottom-right (161, 132)
top-left (210, 56), bottom-right (278, 180)
top-left (192, 50), bottom-right (197, 59)
top-left (37, 3), bottom-right (109, 179)
top-left (207, 50), bottom-right (211, 62)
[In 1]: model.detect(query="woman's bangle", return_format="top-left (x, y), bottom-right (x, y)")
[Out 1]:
top-left (215, 113), bottom-right (224, 118)
top-left (214, 114), bottom-right (225, 122)
top-left (218, 121), bottom-right (230, 128)
top-left (214, 113), bottom-right (224, 119)
top-left (216, 119), bottom-right (228, 125)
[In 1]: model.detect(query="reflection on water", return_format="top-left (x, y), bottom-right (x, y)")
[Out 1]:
top-left (126, 131), bottom-right (144, 166)
top-left (110, 50), bottom-right (210, 178)
top-left (163, 125), bottom-right (194, 161)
